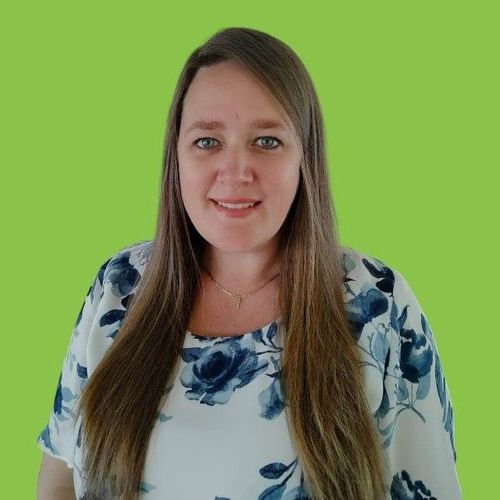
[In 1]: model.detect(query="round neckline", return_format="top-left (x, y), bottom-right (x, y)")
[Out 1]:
top-left (186, 317), bottom-right (282, 339)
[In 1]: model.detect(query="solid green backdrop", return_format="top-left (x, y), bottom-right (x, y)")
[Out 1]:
top-left (2, 0), bottom-right (497, 498)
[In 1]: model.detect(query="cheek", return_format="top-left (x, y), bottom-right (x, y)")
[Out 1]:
top-left (267, 168), bottom-right (300, 202)
top-left (178, 170), bottom-right (190, 207)
top-left (178, 167), bottom-right (198, 215)
top-left (179, 162), bottom-right (208, 197)
top-left (178, 171), bottom-right (215, 226)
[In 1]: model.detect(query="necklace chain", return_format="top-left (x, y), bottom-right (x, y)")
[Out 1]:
top-left (203, 267), bottom-right (280, 309)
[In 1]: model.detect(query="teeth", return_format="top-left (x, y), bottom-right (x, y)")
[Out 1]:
top-left (217, 201), bottom-right (257, 209)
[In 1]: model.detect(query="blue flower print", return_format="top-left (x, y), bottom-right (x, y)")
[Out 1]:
top-left (36, 241), bottom-right (461, 499)
top-left (399, 326), bottom-right (433, 384)
top-left (53, 372), bottom-right (63, 415)
top-left (374, 299), bottom-right (433, 448)
top-left (361, 257), bottom-right (396, 295)
top-left (54, 371), bottom-right (79, 420)
top-left (180, 335), bottom-right (269, 405)
top-left (390, 469), bottom-right (436, 500)
top-left (345, 283), bottom-right (390, 342)
top-left (256, 459), bottom-right (311, 499)
top-left (435, 346), bottom-right (457, 462)
top-left (38, 425), bottom-right (54, 455)
top-left (258, 356), bottom-right (285, 420)
top-left (99, 298), bottom-right (136, 341)
top-left (99, 306), bottom-right (126, 339)
top-left (37, 370), bottom-right (81, 457)
top-left (343, 253), bottom-right (453, 460)
top-left (74, 258), bottom-right (111, 329)
top-left (106, 251), bottom-right (141, 297)
top-left (98, 250), bottom-right (140, 339)
top-left (139, 481), bottom-right (157, 494)
top-left (91, 257), bottom-right (111, 301)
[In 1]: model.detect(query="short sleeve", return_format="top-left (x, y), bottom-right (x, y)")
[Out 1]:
top-left (377, 269), bottom-right (462, 499)
top-left (36, 257), bottom-right (110, 469)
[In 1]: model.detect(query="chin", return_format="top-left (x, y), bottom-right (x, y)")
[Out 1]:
top-left (211, 241), bottom-right (258, 253)
top-left (202, 233), bottom-right (262, 253)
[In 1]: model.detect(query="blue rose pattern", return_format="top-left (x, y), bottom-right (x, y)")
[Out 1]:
top-left (390, 469), bottom-right (437, 500)
top-left (36, 241), bottom-right (460, 499)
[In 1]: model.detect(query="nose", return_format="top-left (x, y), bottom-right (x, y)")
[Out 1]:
top-left (216, 148), bottom-right (254, 187)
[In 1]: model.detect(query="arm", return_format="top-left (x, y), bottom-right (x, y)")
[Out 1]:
top-left (36, 452), bottom-right (76, 500)
top-left (378, 269), bottom-right (462, 499)
top-left (35, 256), bottom-right (111, 499)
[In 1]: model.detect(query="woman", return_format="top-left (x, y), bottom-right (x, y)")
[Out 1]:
top-left (36, 27), bottom-right (461, 499)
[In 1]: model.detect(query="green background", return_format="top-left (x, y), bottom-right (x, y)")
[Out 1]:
top-left (2, 1), bottom-right (497, 497)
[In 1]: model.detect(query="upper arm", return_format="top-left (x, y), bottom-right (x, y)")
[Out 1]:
top-left (378, 269), bottom-right (462, 498)
top-left (37, 452), bottom-right (75, 500)
top-left (35, 257), bottom-right (110, 475)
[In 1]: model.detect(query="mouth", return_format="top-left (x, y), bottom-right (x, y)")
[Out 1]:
top-left (210, 199), bottom-right (262, 218)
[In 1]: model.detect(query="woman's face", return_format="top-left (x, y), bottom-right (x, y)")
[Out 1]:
top-left (177, 61), bottom-right (303, 254)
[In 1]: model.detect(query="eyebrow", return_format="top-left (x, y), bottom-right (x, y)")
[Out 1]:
top-left (185, 118), bottom-right (289, 134)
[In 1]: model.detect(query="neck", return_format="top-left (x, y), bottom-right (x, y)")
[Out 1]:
top-left (200, 241), bottom-right (282, 293)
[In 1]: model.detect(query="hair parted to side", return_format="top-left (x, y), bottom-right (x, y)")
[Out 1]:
top-left (76, 27), bottom-right (388, 499)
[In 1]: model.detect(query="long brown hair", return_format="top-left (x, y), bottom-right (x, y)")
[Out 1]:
top-left (77, 27), bottom-right (388, 499)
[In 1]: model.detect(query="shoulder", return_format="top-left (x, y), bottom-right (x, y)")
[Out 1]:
top-left (337, 245), bottom-right (395, 340)
top-left (338, 244), bottom-right (399, 288)
top-left (338, 244), bottom-right (438, 387)
top-left (86, 239), bottom-right (153, 329)
top-left (106, 239), bottom-right (153, 269)
top-left (338, 244), bottom-right (415, 309)
top-left (337, 245), bottom-right (422, 346)
top-left (99, 239), bottom-right (153, 292)
top-left (338, 244), bottom-right (401, 312)
top-left (83, 240), bottom-right (153, 371)
top-left (339, 245), bottom-right (430, 337)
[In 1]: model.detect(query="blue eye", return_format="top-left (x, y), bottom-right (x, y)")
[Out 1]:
top-left (194, 138), bottom-right (218, 149)
top-left (256, 136), bottom-right (281, 149)
top-left (193, 136), bottom-right (282, 150)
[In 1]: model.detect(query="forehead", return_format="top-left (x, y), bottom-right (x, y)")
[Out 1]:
top-left (180, 62), bottom-right (295, 134)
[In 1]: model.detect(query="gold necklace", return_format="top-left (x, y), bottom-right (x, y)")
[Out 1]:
top-left (203, 267), bottom-right (281, 309)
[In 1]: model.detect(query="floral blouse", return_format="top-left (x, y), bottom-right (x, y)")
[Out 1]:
top-left (36, 240), bottom-right (462, 499)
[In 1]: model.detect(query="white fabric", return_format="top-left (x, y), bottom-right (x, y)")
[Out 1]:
top-left (37, 240), bottom-right (462, 499)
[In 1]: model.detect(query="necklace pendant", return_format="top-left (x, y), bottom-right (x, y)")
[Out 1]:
top-left (236, 296), bottom-right (242, 309)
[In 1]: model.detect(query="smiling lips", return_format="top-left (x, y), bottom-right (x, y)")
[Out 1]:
top-left (212, 198), bottom-right (260, 204)
top-left (211, 198), bottom-right (261, 217)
